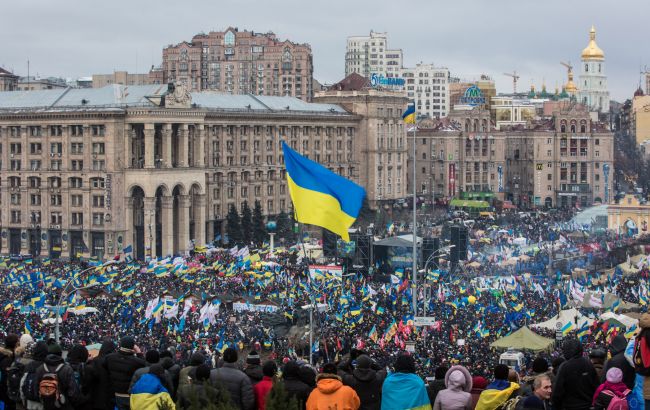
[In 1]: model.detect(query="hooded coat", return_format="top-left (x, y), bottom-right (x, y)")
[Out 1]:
top-left (282, 361), bottom-right (313, 410)
top-left (551, 338), bottom-right (600, 410)
top-left (34, 354), bottom-right (80, 410)
top-left (104, 347), bottom-right (146, 396)
top-left (603, 334), bottom-right (635, 389)
top-left (20, 341), bottom-right (49, 410)
top-left (306, 374), bottom-right (360, 410)
top-left (85, 340), bottom-right (116, 410)
top-left (342, 356), bottom-right (384, 410)
top-left (433, 366), bottom-right (473, 410)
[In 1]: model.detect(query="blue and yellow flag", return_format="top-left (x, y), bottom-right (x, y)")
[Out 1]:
top-left (402, 104), bottom-right (416, 124)
top-left (282, 142), bottom-right (365, 241)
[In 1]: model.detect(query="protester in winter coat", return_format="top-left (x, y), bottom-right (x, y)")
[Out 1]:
top-left (178, 352), bottom-right (205, 388)
top-left (470, 377), bottom-right (488, 410)
top-left (245, 351), bottom-right (264, 386)
top-left (282, 361), bottom-right (313, 410)
top-left (475, 364), bottom-right (520, 410)
top-left (589, 347), bottom-right (607, 381)
top-left (104, 336), bottom-right (146, 410)
top-left (551, 338), bottom-right (599, 410)
top-left (34, 345), bottom-right (80, 410)
top-left (636, 312), bottom-right (650, 409)
top-left (177, 364), bottom-right (226, 410)
top-left (254, 361), bottom-right (277, 410)
top-left (160, 350), bottom-right (180, 392)
top-left (521, 375), bottom-right (552, 410)
top-left (129, 350), bottom-right (174, 397)
top-left (84, 339), bottom-right (116, 410)
top-left (592, 367), bottom-right (630, 410)
top-left (519, 357), bottom-right (549, 398)
top-left (604, 334), bottom-right (636, 389)
top-left (306, 363), bottom-right (360, 410)
top-left (427, 366), bottom-right (448, 406)
top-left (0, 334), bottom-right (19, 410)
top-left (209, 348), bottom-right (255, 410)
top-left (66, 344), bottom-right (91, 409)
top-left (381, 355), bottom-right (431, 410)
top-left (342, 355), bottom-right (384, 410)
top-left (130, 364), bottom-right (175, 410)
top-left (19, 341), bottom-right (48, 410)
top-left (433, 365), bottom-right (473, 410)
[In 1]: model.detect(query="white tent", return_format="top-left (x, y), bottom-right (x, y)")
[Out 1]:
top-left (600, 311), bottom-right (638, 329)
top-left (530, 308), bottom-right (590, 331)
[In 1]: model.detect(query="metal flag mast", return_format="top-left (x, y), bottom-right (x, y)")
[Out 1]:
top-left (411, 113), bottom-right (418, 315)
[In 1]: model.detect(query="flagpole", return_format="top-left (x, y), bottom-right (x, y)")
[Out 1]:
top-left (412, 118), bottom-right (418, 316)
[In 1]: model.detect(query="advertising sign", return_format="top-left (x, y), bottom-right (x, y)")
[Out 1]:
top-left (370, 74), bottom-right (405, 87)
top-left (459, 85), bottom-right (486, 106)
top-left (308, 265), bottom-right (343, 281)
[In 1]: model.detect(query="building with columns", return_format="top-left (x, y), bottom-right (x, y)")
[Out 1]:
top-left (0, 82), bottom-right (410, 259)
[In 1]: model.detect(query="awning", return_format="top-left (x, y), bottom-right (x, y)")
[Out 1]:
top-left (450, 199), bottom-right (490, 208)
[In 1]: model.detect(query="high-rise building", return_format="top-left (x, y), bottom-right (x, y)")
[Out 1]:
top-left (578, 26), bottom-right (609, 113)
top-left (162, 27), bottom-right (314, 101)
top-left (345, 31), bottom-right (403, 78)
top-left (400, 63), bottom-right (450, 118)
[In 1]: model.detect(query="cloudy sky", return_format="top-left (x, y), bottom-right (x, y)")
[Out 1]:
top-left (2, 0), bottom-right (647, 101)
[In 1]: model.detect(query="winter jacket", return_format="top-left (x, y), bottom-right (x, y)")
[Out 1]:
top-left (104, 348), bottom-right (146, 396)
top-left (427, 379), bottom-right (447, 407)
top-left (306, 374), bottom-right (360, 410)
top-left (475, 380), bottom-right (520, 410)
top-left (0, 345), bottom-right (15, 406)
top-left (551, 339), bottom-right (599, 410)
top-left (604, 335), bottom-right (636, 389)
top-left (178, 365), bottom-right (197, 389)
top-left (245, 364), bottom-right (264, 385)
top-left (210, 362), bottom-right (255, 410)
top-left (253, 376), bottom-right (274, 410)
top-left (161, 358), bottom-right (180, 392)
top-left (129, 363), bottom-right (174, 397)
top-left (342, 367), bottom-right (384, 410)
top-left (176, 380), bottom-right (224, 410)
top-left (282, 362), bottom-right (313, 410)
top-left (433, 366), bottom-right (473, 410)
top-left (85, 340), bottom-right (116, 410)
top-left (381, 372), bottom-right (432, 410)
top-left (19, 342), bottom-right (48, 410)
top-left (34, 354), bottom-right (80, 410)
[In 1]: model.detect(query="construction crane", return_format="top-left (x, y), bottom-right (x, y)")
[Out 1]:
top-left (503, 71), bottom-right (520, 94)
top-left (560, 61), bottom-right (573, 74)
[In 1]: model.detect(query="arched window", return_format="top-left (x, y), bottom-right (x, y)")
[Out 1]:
top-left (570, 124), bottom-right (576, 133)
top-left (585, 64), bottom-right (589, 72)
top-left (598, 64), bottom-right (601, 73)
top-left (473, 119), bottom-right (479, 132)
top-left (465, 119), bottom-right (470, 132)
top-left (560, 120), bottom-right (567, 133)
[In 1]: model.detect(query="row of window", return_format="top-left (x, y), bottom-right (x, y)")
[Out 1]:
top-left (4, 159), bottom-right (105, 171)
top-left (4, 142), bottom-right (105, 155)
top-left (1, 125), bottom-right (105, 138)
top-left (5, 177), bottom-right (105, 189)
top-left (9, 193), bottom-right (106, 207)
top-left (8, 210), bottom-right (106, 226)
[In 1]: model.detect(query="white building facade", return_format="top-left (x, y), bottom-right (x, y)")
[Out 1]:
top-left (345, 31), bottom-right (403, 78)
top-left (578, 26), bottom-right (610, 113)
top-left (400, 64), bottom-right (450, 118)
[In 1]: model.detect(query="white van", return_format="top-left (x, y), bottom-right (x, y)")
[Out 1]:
top-left (499, 349), bottom-right (525, 370)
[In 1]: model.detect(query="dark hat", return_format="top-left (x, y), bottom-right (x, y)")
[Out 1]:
top-left (68, 344), bottom-right (89, 364)
top-left (322, 363), bottom-right (338, 374)
top-left (283, 361), bottom-right (300, 378)
top-left (145, 350), bottom-right (160, 364)
top-left (356, 354), bottom-right (372, 370)
top-left (589, 347), bottom-right (607, 359)
top-left (4, 334), bottom-right (19, 350)
top-left (247, 350), bottom-right (261, 365)
top-left (120, 336), bottom-right (135, 350)
top-left (48, 344), bottom-right (63, 356)
top-left (32, 341), bottom-right (49, 362)
top-left (223, 347), bottom-right (238, 363)
top-left (263, 360), bottom-right (278, 377)
top-left (394, 354), bottom-right (416, 374)
top-left (195, 364), bottom-right (211, 381)
top-left (190, 352), bottom-right (205, 366)
top-left (435, 365), bottom-right (449, 379)
top-left (494, 364), bottom-right (509, 380)
top-left (532, 357), bottom-right (549, 374)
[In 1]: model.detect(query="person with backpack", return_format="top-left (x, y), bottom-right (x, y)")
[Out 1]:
top-left (0, 334), bottom-right (19, 410)
top-left (18, 341), bottom-right (49, 410)
top-left (67, 344), bottom-right (91, 409)
top-left (33, 344), bottom-right (80, 410)
top-left (592, 368), bottom-right (630, 410)
top-left (552, 338), bottom-right (600, 410)
top-left (605, 335), bottom-right (635, 389)
top-left (342, 354), bottom-right (385, 410)
top-left (104, 336), bottom-right (146, 410)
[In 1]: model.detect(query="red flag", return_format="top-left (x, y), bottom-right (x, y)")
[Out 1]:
top-left (4, 307), bottom-right (13, 318)
top-left (62, 310), bottom-right (69, 322)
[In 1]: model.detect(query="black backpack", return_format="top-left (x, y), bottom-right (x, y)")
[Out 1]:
top-left (21, 364), bottom-right (41, 402)
top-left (6, 359), bottom-right (25, 402)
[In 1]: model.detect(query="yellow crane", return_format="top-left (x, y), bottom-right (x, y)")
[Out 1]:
top-left (503, 71), bottom-right (520, 94)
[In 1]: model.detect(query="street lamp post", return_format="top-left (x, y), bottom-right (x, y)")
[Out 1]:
top-left (419, 245), bottom-right (454, 316)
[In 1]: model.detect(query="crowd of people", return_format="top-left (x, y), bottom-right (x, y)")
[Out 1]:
top-left (0, 208), bottom-right (649, 409)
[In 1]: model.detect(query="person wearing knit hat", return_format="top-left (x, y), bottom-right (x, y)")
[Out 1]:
top-left (244, 350), bottom-right (264, 385)
top-left (519, 357), bottom-right (550, 398)
top-left (210, 347), bottom-right (255, 410)
top-left (381, 354), bottom-right (430, 410)
top-left (471, 376), bottom-right (488, 410)
top-left (592, 367), bottom-right (630, 410)
top-left (551, 338), bottom-right (599, 410)
top-left (341, 354), bottom-right (384, 410)
top-left (103, 336), bottom-right (146, 409)
top-left (254, 361), bottom-right (277, 410)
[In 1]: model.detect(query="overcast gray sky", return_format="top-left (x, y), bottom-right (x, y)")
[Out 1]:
top-left (2, 0), bottom-right (647, 101)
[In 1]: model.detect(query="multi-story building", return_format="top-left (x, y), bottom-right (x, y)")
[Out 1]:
top-left (345, 31), bottom-right (403, 79)
top-left (162, 27), bottom-right (314, 101)
top-left (92, 71), bottom-right (160, 88)
top-left (411, 103), bottom-right (614, 209)
top-left (449, 76), bottom-right (496, 111)
top-left (0, 81), bottom-right (407, 259)
top-left (578, 26), bottom-right (610, 114)
top-left (400, 63), bottom-right (450, 119)
top-left (0, 68), bottom-right (18, 91)
top-left (314, 76), bottom-right (410, 210)
top-left (16, 77), bottom-right (68, 91)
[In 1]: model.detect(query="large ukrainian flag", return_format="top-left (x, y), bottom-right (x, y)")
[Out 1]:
top-left (402, 104), bottom-right (416, 124)
top-left (282, 142), bottom-right (365, 241)
top-left (130, 373), bottom-right (175, 410)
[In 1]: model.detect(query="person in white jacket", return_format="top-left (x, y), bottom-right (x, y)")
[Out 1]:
top-left (433, 365), bottom-right (473, 410)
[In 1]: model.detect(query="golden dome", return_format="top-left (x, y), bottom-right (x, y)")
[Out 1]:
top-left (564, 68), bottom-right (578, 93)
top-left (581, 25), bottom-right (604, 60)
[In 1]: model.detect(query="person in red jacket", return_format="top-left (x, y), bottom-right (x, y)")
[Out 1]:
top-left (254, 360), bottom-right (277, 410)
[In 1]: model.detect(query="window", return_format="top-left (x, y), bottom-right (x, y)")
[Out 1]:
top-left (50, 126), bottom-right (63, 136)
top-left (10, 193), bottom-right (20, 205)
top-left (70, 125), bottom-right (83, 136)
top-left (71, 160), bottom-right (83, 171)
top-left (71, 143), bottom-right (83, 154)
top-left (50, 143), bottom-right (62, 154)
top-left (50, 212), bottom-right (62, 224)
top-left (91, 125), bottom-right (105, 136)
top-left (595, 139), bottom-right (599, 145)
top-left (30, 194), bottom-right (41, 206)
top-left (92, 213), bottom-right (105, 226)
top-left (50, 195), bottom-right (62, 206)
top-left (30, 160), bottom-right (41, 171)
top-left (69, 177), bottom-right (83, 189)
top-left (11, 211), bottom-right (21, 224)
top-left (30, 143), bottom-right (42, 154)
top-left (595, 150), bottom-right (600, 157)
top-left (92, 143), bottom-right (105, 154)
top-left (92, 195), bottom-right (105, 208)
top-left (91, 178), bottom-right (105, 188)
top-left (71, 212), bottom-right (83, 226)
top-left (10, 160), bottom-right (21, 171)
top-left (92, 160), bottom-right (105, 171)
top-left (547, 174), bottom-right (552, 181)
top-left (71, 195), bottom-right (83, 207)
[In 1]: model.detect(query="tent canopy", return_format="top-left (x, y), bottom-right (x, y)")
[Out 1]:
top-left (530, 308), bottom-right (589, 330)
top-left (490, 326), bottom-right (554, 352)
